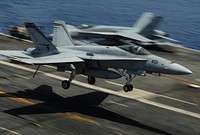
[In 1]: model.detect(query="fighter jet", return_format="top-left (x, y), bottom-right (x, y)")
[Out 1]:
top-left (59, 12), bottom-right (178, 46)
top-left (0, 21), bottom-right (191, 92)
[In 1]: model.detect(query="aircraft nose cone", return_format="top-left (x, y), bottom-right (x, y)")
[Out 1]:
top-left (167, 63), bottom-right (192, 75)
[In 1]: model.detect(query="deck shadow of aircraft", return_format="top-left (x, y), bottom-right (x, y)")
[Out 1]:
top-left (2, 85), bottom-right (171, 135)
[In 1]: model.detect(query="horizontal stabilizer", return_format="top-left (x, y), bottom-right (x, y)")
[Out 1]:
top-left (154, 34), bottom-right (179, 42)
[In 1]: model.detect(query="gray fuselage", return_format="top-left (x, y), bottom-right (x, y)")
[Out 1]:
top-left (56, 45), bottom-right (191, 76)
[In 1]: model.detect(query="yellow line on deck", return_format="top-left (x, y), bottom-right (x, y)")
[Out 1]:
top-left (0, 91), bottom-right (34, 105)
top-left (59, 113), bottom-right (98, 125)
top-left (0, 91), bottom-right (98, 125)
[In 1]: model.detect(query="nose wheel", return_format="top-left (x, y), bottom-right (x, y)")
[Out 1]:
top-left (123, 84), bottom-right (133, 92)
top-left (115, 69), bottom-right (136, 92)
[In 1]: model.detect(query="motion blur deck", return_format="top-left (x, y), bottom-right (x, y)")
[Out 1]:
top-left (0, 34), bottom-right (199, 135)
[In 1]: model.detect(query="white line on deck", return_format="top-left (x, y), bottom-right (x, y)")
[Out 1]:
top-left (14, 74), bottom-right (30, 79)
top-left (44, 65), bottom-right (56, 69)
top-left (188, 84), bottom-right (200, 89)
top-left (0, 61), bottom-right (200, 119)
top-left (196, 79), bottom-right (200, 82)
top-left (0, 127), bottom-right (21, 135)
top-left (108, 101), bottom-right (129, 108)
top-left (105, 80), bottom-right (198, 106)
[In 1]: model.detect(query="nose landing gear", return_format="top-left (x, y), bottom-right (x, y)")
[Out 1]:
top-left (123, 84), bottom-right (133, 92)
top-left (115, 69), bottom-right (136, 92)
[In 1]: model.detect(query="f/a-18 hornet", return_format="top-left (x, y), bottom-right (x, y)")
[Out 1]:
top-left (0, 21), bottom-right (192, 92)
top-left (56, 12), bottom-right (178, 46)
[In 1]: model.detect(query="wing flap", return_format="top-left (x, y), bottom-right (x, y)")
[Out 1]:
top-left (11, 55), bottom-right (84, 65)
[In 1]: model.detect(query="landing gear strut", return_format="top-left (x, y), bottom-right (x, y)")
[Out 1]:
top-left (62, 64), bottom-right (76, 89)
top-left (87, 76), bottom-right (96, 85)
top-left (115, 69), bottom-right (136, 92)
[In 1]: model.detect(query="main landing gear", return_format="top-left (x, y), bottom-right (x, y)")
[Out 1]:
top-left (61, 65), bottom-right (96, 89)
top-left (115, 69), bottom-right (136, 92)
top-left (61, 65), bottom-right (136, 92)
top-left (62, 64), bottom-right (76, 89)
top-left (62, 80), bottom-right (70, 89)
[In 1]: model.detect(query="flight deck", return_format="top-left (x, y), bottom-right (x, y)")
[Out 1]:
top-left (0, 34), bottom-right (199, 135)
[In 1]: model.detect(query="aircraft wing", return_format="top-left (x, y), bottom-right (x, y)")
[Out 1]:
top-left (16, 55), bottom-right (84, 65)
top-left (0, 51), bottom-right (84, 65)
top-left (119, 30), bottom-right (153, 42)
top-left (78, 30), bottom-right (153, 43)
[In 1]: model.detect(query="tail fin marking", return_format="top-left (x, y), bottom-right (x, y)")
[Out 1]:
top-left (52, 20), bottom-right (74, 47)
top-left (133, 12), bottom-right (162, 35)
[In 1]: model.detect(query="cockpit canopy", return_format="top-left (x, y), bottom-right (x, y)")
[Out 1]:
top-left (119, 45), bottom-right (152, 55)
top-left (77, 24), bottom-right (95, 29)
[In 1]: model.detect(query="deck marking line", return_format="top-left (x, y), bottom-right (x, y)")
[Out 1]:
top-left (106, 80), bottom-right (198, 106)
top-left (0, 127), bottom-right (21, 135)
top-left (108, 101), bottom-right (129, 107)
top-left (0, 61), bottom-right (200, 119)
top-left (138, 99), bottom-right (200, 119)
top-left (0, 90), bottom-right (98, 125)
top-left (59, 113), bottom-right (99, 125)
top-left (0, 91), bottom-right (34, 105)
top-left (14, 74), bottom-right (30, 79)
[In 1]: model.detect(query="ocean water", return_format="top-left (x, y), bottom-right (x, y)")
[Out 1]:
top-left (0, 0), bottom-right (199, 50)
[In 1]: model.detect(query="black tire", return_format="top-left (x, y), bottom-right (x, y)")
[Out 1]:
top-left (123, 85), bottom-right (129, 92)
top-left (129, 84), bottom-right (133, 91)
top-left (62, 80), bottom-right (70, 89)
top-left (123, 84), bottom-right (133, 92)
top-left (88, 76), bottom-right (96, 85)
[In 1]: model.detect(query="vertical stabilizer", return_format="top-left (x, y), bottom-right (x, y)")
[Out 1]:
top-left (25, 22), bottom-right (59, 56)
top-left (52, 20), bottom-right (74, 47)
top-left (133, 12), bottom-right (162, 35)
